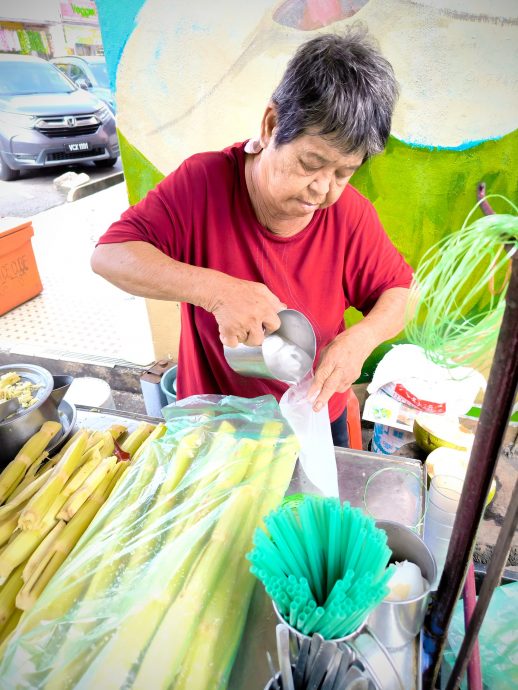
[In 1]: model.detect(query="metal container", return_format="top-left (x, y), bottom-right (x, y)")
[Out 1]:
top-left (347, 628), bottom-right (405, 690)
top-left (367, 520), bottom-right (436, 649)
top-left (223, 309), bottom-right (316, 384)
top-left (272, 602), bottom-right (403, 690)
top-left (0, 364), bottom-right (73, 463)
top-left (272, 601), bottom-right (368, 644)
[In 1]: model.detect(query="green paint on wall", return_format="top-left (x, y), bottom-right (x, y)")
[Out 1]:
top-left (117, 129), bottom-right (164, 205)
top-left (351, 130), bottom-right (518, 272)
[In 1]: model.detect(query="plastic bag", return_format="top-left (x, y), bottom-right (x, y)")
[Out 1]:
top-left (280, 375), bottom-right (339, 497)
top-left (0, 395), bottom-right (299, 690)
top-left (367, 344), bottom-right (486, 416)
top-left (442, 581), bottom-right (518, 690)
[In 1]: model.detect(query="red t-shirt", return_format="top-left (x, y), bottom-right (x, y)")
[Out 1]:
top-left (98, 141), bottom-right (413, 421)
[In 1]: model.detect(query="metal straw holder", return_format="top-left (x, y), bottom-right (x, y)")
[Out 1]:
top-left (368, 520), bottom-right (437, 649)
top-left (272, 603), bottom-right (404, 690)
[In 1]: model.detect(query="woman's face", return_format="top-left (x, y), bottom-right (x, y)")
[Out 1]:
top-left (255, 119), bottom-right (364, 222)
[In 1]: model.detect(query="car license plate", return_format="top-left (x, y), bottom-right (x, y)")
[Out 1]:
top-left (66, 142), bottom-right (90, 152)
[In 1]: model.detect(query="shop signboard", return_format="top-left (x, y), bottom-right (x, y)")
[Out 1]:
top-left (60, 1), bottom-right (98, 23)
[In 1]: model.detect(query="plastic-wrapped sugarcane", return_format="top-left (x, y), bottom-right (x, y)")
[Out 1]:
top-left (0, 395), bottom-right (299, 690)
top-left (0, 420), bottom-right (163, 649)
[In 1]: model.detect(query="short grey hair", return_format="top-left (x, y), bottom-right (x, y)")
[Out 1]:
top-left (271, 27), bottom-right (398, 159)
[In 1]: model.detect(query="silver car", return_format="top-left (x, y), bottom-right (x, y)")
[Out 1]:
top-left (0, 54), bottom-right (119, 181)
top-left (50, 55), bottom-right (116, 114)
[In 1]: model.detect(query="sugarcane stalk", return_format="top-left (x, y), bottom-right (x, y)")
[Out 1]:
top-left (108, 424), bottom-right (127, 440)
top-left (120, 422), bottom-right (155, 457)
top-left (130, 422), bottom-right (166, 464)
top-left (64, 427), bottom-right (220, 690)
top-left (0, 422), bottom-right (62, 503)
top-left (172, 504), bottom-right (259, 690)
top-left (17, 470), bottom-right (115, 614)
top-left (18, 431), bottom-right (88, 531)
top-left (62, 450), bottom-right (103, 497)
top-left (43, 430), bottom-right (85, 469)
top-left (16, 550), bottom-right (67, 614)
top-left (7, 452), bottom-right (48, 500)
top-left (0, 470), bottom-right (52, 522)
top-left (179, 433), bottom-right (299, 689)
top-left (132, 483), bottom-right (256, 689)
top-left (77, 439), bottom-right (104, 466)
top-left (0, 607), bottom-right (22, 649)
top-left (0, 512), bottom-right (18, 548)
top-left (86, 423), bottom-right (287, 690)
top-left (58, 456), bottom-right (117, 521)
top-left (80, 427), bottom-right (202, 612)
top-left (209, 437), bottom-right (299, 688)
top-left (22, 521), bottom-right (66, 585)
top-left (0, 524), bottom-right (53, 583)
top-left (0, 562), bottom-right (24, 625)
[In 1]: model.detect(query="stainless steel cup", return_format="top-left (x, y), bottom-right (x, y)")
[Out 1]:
top-left (368, 520), bottom-right (437, 649)
top-left (223, 309), bottom-right (316, 384)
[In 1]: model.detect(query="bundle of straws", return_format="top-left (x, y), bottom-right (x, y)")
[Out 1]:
top-left (405, 197), bottom-right (518, 370)
top-left (247, 496), bottom-right (394, 639)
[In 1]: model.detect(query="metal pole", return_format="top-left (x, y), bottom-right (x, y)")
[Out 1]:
top-left (462, 563), bottom-right (482, 690)
top-left (445, 475), bottom-right (518, 690)
top-left (422, 255), bottom-right (518, 689)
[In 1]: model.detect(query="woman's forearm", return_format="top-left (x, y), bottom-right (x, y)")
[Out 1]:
top-left (91, 240), bottom-right (223, 310)
top-left (351, 286), bottom-right (410, 354)
top-left (91, 241), bottom-right (286, 345)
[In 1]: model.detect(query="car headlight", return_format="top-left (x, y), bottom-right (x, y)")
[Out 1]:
top-left (95, 104), bottom-right (113, 123)
top-left (0, 111), bottom-right (35, 129)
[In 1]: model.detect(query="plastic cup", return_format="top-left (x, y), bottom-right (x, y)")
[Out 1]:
top-left (363, 467), bottom-right (426, 531)
top-left (63, 377), bottom-right (115, 409)
top-left (423, 475), bottom-right (463, 586)
top-left (429, 475), bottom-right (463, 513)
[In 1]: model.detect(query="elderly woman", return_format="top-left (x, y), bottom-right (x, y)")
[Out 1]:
top-left (91, 29), bottom-right (413, 447)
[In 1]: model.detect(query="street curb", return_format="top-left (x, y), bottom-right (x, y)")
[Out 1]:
top-left (67, 171), bottom-right (124, 202)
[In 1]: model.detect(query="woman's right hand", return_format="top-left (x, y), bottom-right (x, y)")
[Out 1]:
top-left (206, 275), bottom-right (286, 347)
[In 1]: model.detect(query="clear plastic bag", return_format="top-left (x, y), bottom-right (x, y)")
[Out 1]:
top-left (442, 581), bottom-right (518, 690)
top-left (280, 375), bottom-right (339, 497)
top-left (0, 394), bottom-right (299, 690)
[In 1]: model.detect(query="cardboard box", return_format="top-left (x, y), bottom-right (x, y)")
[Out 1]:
top-left (0, 220), bottom-right (42, 316)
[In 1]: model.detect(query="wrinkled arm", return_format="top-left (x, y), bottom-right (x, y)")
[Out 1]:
top-left (308, 287), bottom-right (410, 411)
top-left (91, 241), bottom-right (285, 346)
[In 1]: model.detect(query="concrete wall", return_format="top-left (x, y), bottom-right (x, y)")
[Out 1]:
top-left (96, 0), bottom-right (518, 363)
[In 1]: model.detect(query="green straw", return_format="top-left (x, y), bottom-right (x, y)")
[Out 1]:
top-left (277, 511), bottom-right (314, 582)
top-left (326, 501), bottom-right (342, 595)
top-left (298, 499), bottom-right (325, 602)
top-left (301, 606), bottom-right (326, 635)
top-left (264, 515), bottom-right (308, 580)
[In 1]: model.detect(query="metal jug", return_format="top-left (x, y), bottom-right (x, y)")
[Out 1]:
top-left (223, 309), bottom-right (316, 385)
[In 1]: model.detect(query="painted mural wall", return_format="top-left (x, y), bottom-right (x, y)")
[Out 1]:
top-left (96, 0), bottom-right (518, 365)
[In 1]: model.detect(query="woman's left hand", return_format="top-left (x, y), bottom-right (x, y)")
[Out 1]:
top-left (307, 327), bottom-right (374, 412)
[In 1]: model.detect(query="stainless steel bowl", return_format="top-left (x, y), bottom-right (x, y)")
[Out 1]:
top-left (0, 364), bottom-right (73, 464)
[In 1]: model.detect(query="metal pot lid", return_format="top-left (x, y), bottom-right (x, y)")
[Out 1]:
top-left (0, 364), bottom-right (54, 426)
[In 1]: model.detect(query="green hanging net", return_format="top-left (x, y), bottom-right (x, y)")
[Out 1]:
top-left (405, 195), bottom-right (518, 370)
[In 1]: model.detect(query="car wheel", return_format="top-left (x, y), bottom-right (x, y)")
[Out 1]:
top-left (0, 155), bottom-right (20, 181)
top-left (93, 157), bottom-right (118, 169)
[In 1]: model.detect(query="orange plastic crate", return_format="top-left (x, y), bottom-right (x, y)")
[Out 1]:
top-left (0, 220), bottom-right (42, 316)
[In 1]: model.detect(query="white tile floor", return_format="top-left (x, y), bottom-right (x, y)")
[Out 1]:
top-left (0, 183), bottom-right (155, 367)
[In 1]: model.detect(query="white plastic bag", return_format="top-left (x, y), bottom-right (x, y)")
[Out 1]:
top-left (367, 344), bottom-right (486, 416)
top-left (280, 375), bottom-right (339, 497)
